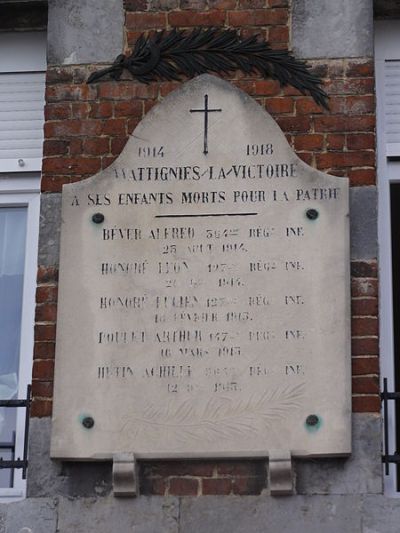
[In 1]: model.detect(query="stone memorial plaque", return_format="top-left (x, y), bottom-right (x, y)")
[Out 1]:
top-left (51, 75), bottom-right (351, 461)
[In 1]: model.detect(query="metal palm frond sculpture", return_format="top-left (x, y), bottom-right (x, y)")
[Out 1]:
top-left (87, 28), bottom-right (329, 109)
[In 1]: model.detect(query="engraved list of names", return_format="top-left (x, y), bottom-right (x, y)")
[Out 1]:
top-left (51, 75), bottom-right (351, 460)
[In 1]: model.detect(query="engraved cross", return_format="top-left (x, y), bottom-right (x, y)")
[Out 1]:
top-left (190, 94), bottom-right (222, 155)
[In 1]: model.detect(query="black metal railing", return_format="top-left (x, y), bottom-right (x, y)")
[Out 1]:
top-left (0, 384), bottom-right (31, 480)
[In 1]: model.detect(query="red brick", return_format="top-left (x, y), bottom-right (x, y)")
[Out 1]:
top-left (254, 79), bottom-right (281, 96)
top-left (314, 115), bottom-right (375, 133)
top-left (309, 63), bottom-right (329, 78)
top-left (348, 168), bottom-right (376, 187)
top-left (71, 102), bottom-right (90, 120)
top-left (67, 138), bottom-right (83, 156)
top-left (228, 9), bottom-right (288, 26)
top-left (124, 0), bottom-right (148, 10)
top-left (43, 140), bottom-right (69, 157)
top-left (35, 324), bottom-right (57, 342)
top-left (282, 85), bottom-right (303, 97)
top-left (275, 116), bottom-right (311, 133)
top-left (83, 138), bottom-right (110, 156)
top-left (101, 156), bottom-right (117, 170)
top-left (316, 151), bottom-right (375, 169)
top-left (264, 97), bottom-right (294, 114)
top-left (34, 342), bottom-right (55, 360)
top-left (45, 103), bottom-right (71, 121)
top-left (296, 97), bottom-right (325, 115)
top-left (42, 157), bottom-right (101, 175)
top-left (352, 337), bottom-right (379, 356)
top-left (239, 0), bottom-right (265, 7)
top-left (268, 25), bottom-right (289, 43)
top-left (297, 152), bottom-right (313, 165)
top-left (101, 119), bottom-right (126, 136)
top-left (346, 60), bottom-right (374, 78)
top-left (352, 357), bottom-right (379, 376)
top-left (45, 120), bottom-right (103, 138)
top-left (169, 10), bottom-right (225, 27)
top-left (114, 100), bottom-right (143, 118)
top-left (347, 133), bottom-right (375, 151)
top-left (41, 176), bottom-right (71, 193)
top-left (30, 399), bottom-right (53, 417)
top-left (181, 0), bottom-right (207, 8)
top-left (46, 68), bottom-right (74, 84)
top-left (352, 278), bottom-right (378, 299)
top-left (126, 12), bottom-right (166, 30)
top-left (329, 95), bottom-right (375, 115)
top-left (327, 134), bottom-right (345, 151)
top-left (351, 261), bottom-right (378, 278)
top-left (98, 82), bottom-right (157, 100)
top-left (352, 376), bottom-right (380, 394)
top-left (232, 475), bottom-right (266, 495)
top-left (216, 461), bottom-right (264, 476)
top-left (36, 285), bottom-right (58, 303)
top-left (35, 303), bottom-right (57, 322)
top-left (326, 78), bottom-right (375, 96)
top-left (202, 478), bottom-right (232, 495)
top-left (89, 102), bottom-right (113, 119)
top-left (143, 100), bottom-right (157, 115)
top-left (111, 137), bottom-right (129, 155)
top-left (351, 298), bottom-right (378, 316)
top-left (126, 30), bottom-right (148, 47)
top-left (208, 0), bottom-right (236, 7)
top-left (46, 84), bottom-right (97, 103)
top-left (32, 359), bottom-right (55, 380)
top-left (140, 477), bottom-right (167, 496)
top-left (37, 266), bottom-right (58, 284)
top-left (159, 81), bottom-right (181, 97)
top-left (31, 381), bottom-right (54, 398)
top-left (293, 134), bottom-right (324, 151)
top-left (269, 0), bottom-right (289, 5)
top-left (169, 478), bottom-right (199, 496)
top-left (352, 317), bottom-right (378, 336)
top-left (352, 396), bottom-right (380, 413)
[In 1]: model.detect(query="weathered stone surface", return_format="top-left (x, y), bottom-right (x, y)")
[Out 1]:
top-left (57, 496), bottom-right (179, 533)
top-left (180, 495), bottom-right (363, 533)
top-left (362, 495), bottom-right (400, 533)
top-left (47, 0), bottom-right (124, 65)
top-left (296, 414), bottom-right (382, 495)
top-left (27, 417), bottom-right (112, 498)
top-left (4, 498), bottom-right (57, 533)
top-left (51, 75), bottom-right (350, 462)
top-left (38, 193), bottom-right (61, 267)
top-left (350, 186), bottom-right (377, 260)
top-left (292, 0), bottom-right (373, 59)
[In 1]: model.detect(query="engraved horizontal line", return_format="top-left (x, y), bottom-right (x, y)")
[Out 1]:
top-left (155, 212), bottom-right (258, 218)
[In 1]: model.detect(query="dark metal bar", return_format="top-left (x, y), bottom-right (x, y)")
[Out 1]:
top-left (382, 378), bottom-right (390, 475)
top-left (0, 460), bottom-right (27, 470)
top-left (382, 455), bottom-right (400, 464)
top-left (382, 392), bottom-right (400, 400)
top-left (0, 385), bottom-right (31, 481)
top-left (0, 399), bottom-right (28, 407)
top-left (0, 442), bottom-right (14, 449)
top-left (22, 384), bottom-right (31, 479)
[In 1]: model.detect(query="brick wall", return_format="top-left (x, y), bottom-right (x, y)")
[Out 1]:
top-left (32, 0), bottom-right (378, 495)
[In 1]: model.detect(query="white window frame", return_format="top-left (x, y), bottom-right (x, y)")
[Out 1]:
top-left (0, 30), bottom-right (45, 500)
top-left (375, 20), bottom-right (400, 497)
top-left (0, 174), bottom-right (40, 501)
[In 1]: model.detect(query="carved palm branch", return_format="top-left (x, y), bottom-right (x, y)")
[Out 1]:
top-left (121, 383), bottom-right (305, 444)
top-left (87, 28), bottom-right (329, 109)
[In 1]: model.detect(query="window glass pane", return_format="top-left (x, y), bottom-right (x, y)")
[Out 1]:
top-left (0, 206), bottom-right (27, 488)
